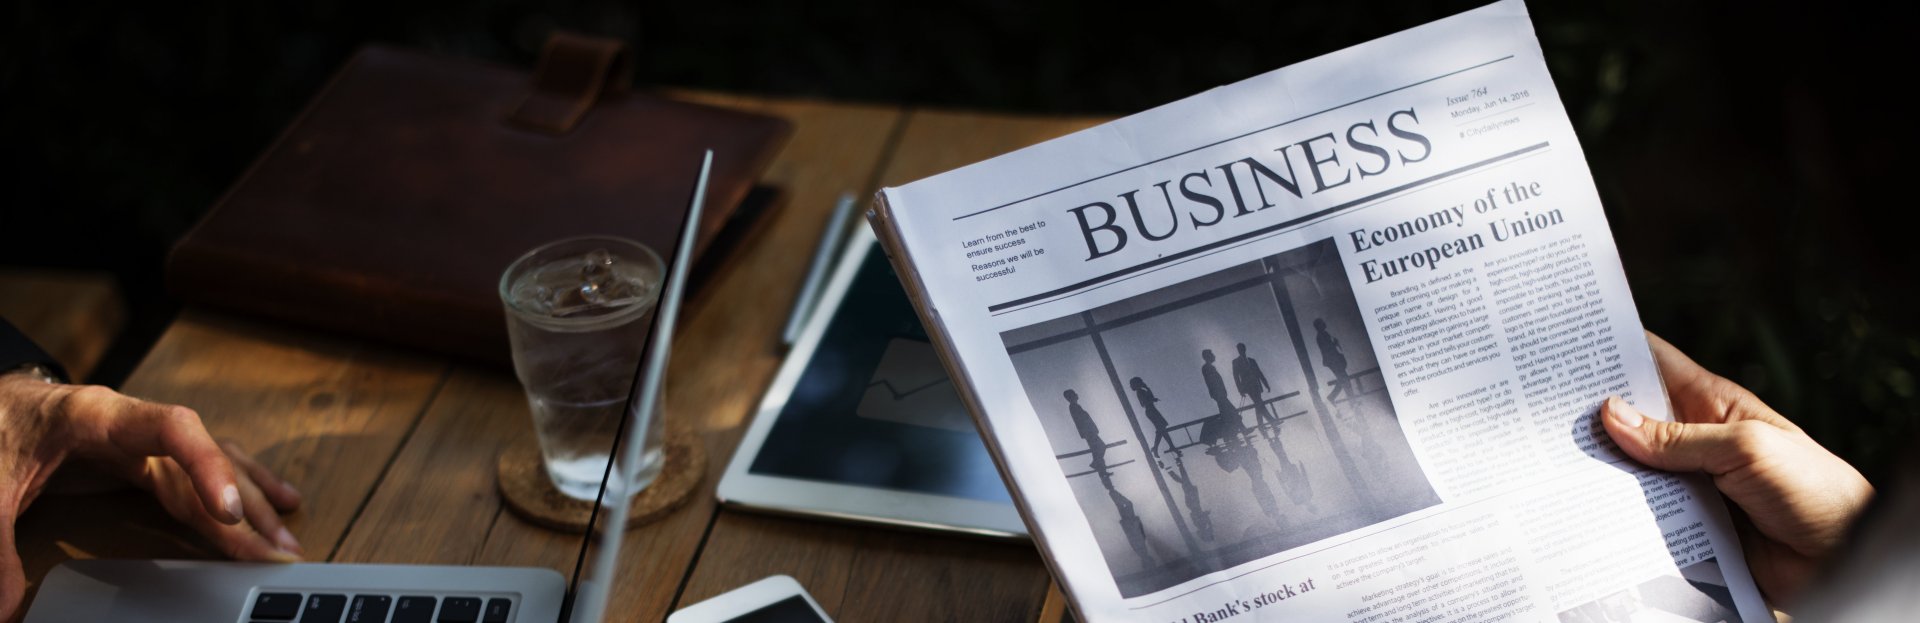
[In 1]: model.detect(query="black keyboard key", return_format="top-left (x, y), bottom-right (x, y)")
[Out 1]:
top-left (394, 596), bottom-right (438, 623)
top-left (438, 596), bottom-right (481, 622)
top-left (305, 594), bottom-right (348, 622)
top-left (348, 595), bottom-right (392, 623)
top-left (483, 598), bottom-right (512, 623)
top-left (250, 592), bottom-right (302, 620)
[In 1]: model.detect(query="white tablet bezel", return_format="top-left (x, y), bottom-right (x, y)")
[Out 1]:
top-left (667, 575), bottom-right (832, 623)
top-left (717, 228), bottom-right (1027, 540)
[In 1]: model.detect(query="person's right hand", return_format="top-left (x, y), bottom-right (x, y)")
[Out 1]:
top-left (1601, 332), bottom-right (1873, 606)
top-left (0, 374), bottom-right (303, 620)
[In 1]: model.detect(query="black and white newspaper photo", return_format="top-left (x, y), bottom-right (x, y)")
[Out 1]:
top-left (1001, 238), bottom-right (1440, 597)
top-left (870, 0), bottom-right (1776, 621)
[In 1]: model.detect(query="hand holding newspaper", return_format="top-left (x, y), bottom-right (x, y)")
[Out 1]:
top-left (867, 1), bottom-right (1773, 621)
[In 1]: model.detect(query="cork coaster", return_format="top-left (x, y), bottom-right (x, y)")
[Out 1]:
top-left (496, 427), bottom-right (706, 532)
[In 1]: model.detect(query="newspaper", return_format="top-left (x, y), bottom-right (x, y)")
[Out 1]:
top-left (866, 1), bottom-right (1771, 621)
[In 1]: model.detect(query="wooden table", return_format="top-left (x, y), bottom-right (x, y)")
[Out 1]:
top-left (0, 269), bottom-right (125, 382)
top-left (14, 93), bottom-right (1105, 622)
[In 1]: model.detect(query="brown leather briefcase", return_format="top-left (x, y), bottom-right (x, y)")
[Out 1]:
top-left (168, 33), bottom-right (792, 363)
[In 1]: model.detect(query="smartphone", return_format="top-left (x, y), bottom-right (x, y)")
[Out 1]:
top-left (668, 575), bottom-right (834, 623)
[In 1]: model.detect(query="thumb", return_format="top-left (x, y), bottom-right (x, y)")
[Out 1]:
top-left (1600, 396), bottom-right (1774, 476)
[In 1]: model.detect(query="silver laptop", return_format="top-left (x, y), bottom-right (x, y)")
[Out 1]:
top-left (24, 152), bottom-right (717, 623)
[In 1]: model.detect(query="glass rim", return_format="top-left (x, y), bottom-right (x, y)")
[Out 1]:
top-left (499, 235), bottom-right (665, 329)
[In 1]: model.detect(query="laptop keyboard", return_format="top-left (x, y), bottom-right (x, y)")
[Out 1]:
top-left (248, 591), bottom-right (512, 622)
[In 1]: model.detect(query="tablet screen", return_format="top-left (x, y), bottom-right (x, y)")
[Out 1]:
top-left (746, 246), bottom-right (1012, 504)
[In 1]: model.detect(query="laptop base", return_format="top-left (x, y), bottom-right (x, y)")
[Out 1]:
top-left (26, 559), bottom-right (565, 623)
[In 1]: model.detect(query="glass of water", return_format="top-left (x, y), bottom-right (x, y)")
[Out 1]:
top-left (501, 236), bottom-right (666, 501)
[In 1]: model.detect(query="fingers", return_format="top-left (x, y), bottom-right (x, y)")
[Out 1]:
top-left (1643, 332), bottom-right (1802, 433)
top-left (35, 386), bottom-right (308, 570)
top-left (222, 442), bottom-right (301, 513)
top-left (202, 511), bottom-right (303, 564)
top-left (1600, 396), bottom-right (1781, 476)
top-left (234, 469), bottom-right (303, 557)
top-left (1604, 393), bottom-right (1874, 568)
top-left (1645, 332), bottom-right (1735, 424)
top-left (61, 387), bottom-right (243, 524)
top-left (1645, 332), bottom-right (1710, 406)
top-left (145, 456), bottom-right (301, 564)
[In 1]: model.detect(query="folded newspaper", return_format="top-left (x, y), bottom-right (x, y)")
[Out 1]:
top-left (867, 1), bottom-right (1774, 621)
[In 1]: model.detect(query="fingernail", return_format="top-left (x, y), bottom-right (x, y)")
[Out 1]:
top-left (281, 481), bottom-right (303, 501)
top-left (1607, 397), bottom-right (1643, 428)
top-left (266, 549), bottom-right (302, 563)
top-left (221, 485), bottom-right (243, 522)
top-left (274, 527), bottom-right (304, 555)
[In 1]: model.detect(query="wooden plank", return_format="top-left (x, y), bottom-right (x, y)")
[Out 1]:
top-left (328, 367), bottom-right (576, 568)
top-left (0, 268), bottom-right (126, 381)
top-left (333, 93), bottom-right (908, 621)
top-left (685, 511), bottom-right (1048, 622)
top-left (14, 311), bottom-right (447, 598)
top-left (677, 109), bottom-right (1107, 622)
top-left (673, 513), bottom-right (857, 612)
top-left (877, 110), bottom-right (1107, 185)
top-left (1039, 580), bottom-right (1071, 623)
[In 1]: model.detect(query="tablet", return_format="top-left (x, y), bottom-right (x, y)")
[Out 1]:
top-left (717, 228), bottom-right (1026, 539)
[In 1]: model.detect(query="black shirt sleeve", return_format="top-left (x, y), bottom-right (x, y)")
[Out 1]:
top-left (0, 317), bottom-right (69, 382)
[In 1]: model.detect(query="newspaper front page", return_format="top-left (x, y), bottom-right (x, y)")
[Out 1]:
top-left (868, 1), bottom-right (1772, 621)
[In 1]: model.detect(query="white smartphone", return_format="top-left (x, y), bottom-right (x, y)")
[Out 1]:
top-left (668, 575), bottom-right (834, 623)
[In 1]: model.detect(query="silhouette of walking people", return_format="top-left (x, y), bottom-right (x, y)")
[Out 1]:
top-left (1065, 389), bottom-right (1107, 464)
top-left (1199, 349), bottom-right (1283, 526)
top-left (1199, 349), bottom-right (1245, 451)
top-left (1315, 319), bottom-right (1351, 401)
top-left (1130, 377), bottom-right (1175, 455)
top-left (1232, 343), bottom-right (1277, 434)
top-left (1201, 348), bottom-right (1240, 426)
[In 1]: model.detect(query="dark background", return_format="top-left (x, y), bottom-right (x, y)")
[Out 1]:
top-left (2, 1), bottom-right (1915, 481)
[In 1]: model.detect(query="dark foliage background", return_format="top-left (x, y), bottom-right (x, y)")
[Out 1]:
top-left (2, 1), bottom-right (1916, 481)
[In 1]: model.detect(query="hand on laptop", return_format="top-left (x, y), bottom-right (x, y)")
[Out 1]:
top-left (1602, 332), bottom-right (1873, 606)
top-left (0, 373), bottom-right (304, 617)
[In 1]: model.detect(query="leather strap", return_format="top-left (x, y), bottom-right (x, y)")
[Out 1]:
top-left (508, 32), bottom-right (632, 134)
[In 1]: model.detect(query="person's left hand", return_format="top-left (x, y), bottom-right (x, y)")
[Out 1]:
top-left (1600, 333), bottom-right (1872, 605)
top-left (0, 372), bottom-right (304, 619)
